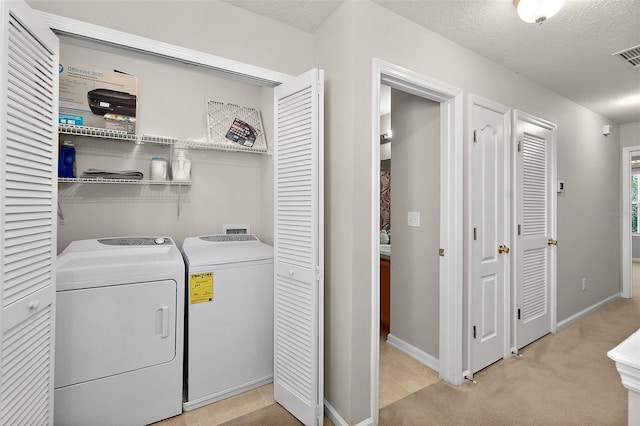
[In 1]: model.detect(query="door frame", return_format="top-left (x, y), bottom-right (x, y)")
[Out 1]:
top-left (621, 145), bottom-right (640, 299)
top-left (370, 59), bottom-right (463, 423)
top-left (466, 94), bottom-right (511, 378)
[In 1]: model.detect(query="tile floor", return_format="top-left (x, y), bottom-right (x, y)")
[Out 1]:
top-left (155, 333), bottom-right (438, 425)
top-left (154, 383), bottom-right (275, 426)
top-left (378, 331), bottom-right (440, 408)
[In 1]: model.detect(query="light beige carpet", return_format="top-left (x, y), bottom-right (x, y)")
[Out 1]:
top-left (380, 294), bottom-right (640, 425)
top-left (222, 290), bottom-right (639, 426)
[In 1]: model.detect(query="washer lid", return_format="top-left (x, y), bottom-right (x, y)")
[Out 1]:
top-left (182, 235), bottom-right (273, 266)
top-left (56, 237), bottom-right (184, 290)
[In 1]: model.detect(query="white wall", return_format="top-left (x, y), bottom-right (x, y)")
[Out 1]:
top-left (27, 0), bottom-right (315, 77)
top-left (315, 1), bottom-right (622, 422)
top-left (26, 1), bottom-right (315, 253)
top-left (312, 3), bottom-right (358, 421)
top-left (389, 89), bottom-right (440, 358)
top-left (621, 122), bottom-right (640, 148)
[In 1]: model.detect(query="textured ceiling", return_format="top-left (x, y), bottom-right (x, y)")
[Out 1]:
top-left (224, 0), bottom-right (640, 124)
top-left (222, 0), bottom-right (343, 33)
top-left (373, 0), bottom-right (640, 124)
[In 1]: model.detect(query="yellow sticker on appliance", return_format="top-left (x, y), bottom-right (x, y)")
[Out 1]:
top-left (190, 272), bottom-right (213, 304)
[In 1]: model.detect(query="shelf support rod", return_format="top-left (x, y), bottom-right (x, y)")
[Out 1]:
top-left (177, 184), bottom-right (182, 221)
top-left (57, 200), bottom-right (65, 225)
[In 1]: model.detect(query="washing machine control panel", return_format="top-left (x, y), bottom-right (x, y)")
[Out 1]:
top-left (199, 234), bottom-right (258, 243)
top-left (98, 237), bottom-right (173, 246)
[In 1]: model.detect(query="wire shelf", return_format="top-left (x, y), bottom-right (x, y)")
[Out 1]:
top-left (205, 101), bottom-right (268, 152)
top-left (59, 124), bottom-right (138, 142)
top-left (58, 177), bottom-right (191, 185)
top-left (59, 124), bottom-right (268, 154)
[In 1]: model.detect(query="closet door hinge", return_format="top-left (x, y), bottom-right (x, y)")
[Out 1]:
top-left (315, 404), bottom-right (323, 419)
top-left (315, 267), bottom-right (322, 281)
top-left (473, 227), bottom-right (477, 240)
top-left (517, 308), bottom-right (521, 320)
top-left (517, 141), bottom-right (522, 152)
top-left (439, 248), bottom-right (445, 257)
top-left (473, 130), bottom-right (477, 143)
top-left (473, 325), bottom-right (477, 339)
top-left (517, 224), bottom-right (521, 236)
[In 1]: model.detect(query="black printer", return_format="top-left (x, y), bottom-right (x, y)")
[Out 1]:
top-left (87, 88), bottom-right (137, 117)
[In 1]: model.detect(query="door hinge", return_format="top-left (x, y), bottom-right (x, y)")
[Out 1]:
top-left (315, 267), bottom-right (322, 281)
top-left (315, 404), bottom-right (323, 419)
top-left (517, 141), bottom-right (522, 152)
top-left (473, 227), bottom-right (477, 240)
top-left (439, 248), bottom-right (445, 257)
top-left (473, 325), bottom-right (477, 339)
top-left (517, 224), bottom-right (521, 236)
top-left (517, 308), bottom-right (521, 320)
top-left (473, 130), bottom-right (477, 143)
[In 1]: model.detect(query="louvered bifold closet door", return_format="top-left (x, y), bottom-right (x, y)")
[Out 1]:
top-left (0, 1), bottom-right (59, 424)
top-left (273, 69), bottom-right (324, 426)
top-left (514, 111), bottom-right (555, 350)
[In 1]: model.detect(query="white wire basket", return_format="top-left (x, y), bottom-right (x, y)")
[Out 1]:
top-left (206, 100), bottom-right (267, 153)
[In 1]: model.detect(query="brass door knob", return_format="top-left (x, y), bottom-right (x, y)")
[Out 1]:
top-left (498, 245), bottom-right (510, 254)
top-left (547, 238), bottom-right (558, 246)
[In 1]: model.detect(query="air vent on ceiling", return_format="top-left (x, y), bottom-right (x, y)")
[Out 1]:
top-left (613, 45), bottom-right (640, 69)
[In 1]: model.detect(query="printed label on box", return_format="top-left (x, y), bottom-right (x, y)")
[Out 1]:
top-left (59, 113), bottom-right (84, 126)
top-left (189, 272), bottom-right (213, 304)
top-left (59, 62), bottom-right (138, 133)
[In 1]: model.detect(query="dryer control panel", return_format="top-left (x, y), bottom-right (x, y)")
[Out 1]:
top-left (98, 237), bottom-right (173, 246)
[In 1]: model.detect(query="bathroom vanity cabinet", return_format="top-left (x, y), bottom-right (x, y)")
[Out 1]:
top-left (380, 258), bottom-right (390, 331)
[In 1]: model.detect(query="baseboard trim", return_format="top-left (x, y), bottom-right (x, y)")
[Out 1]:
top-left (556, 292), bottom-right (621, 331)
top-left (324, 400), bottom-right (372, 426)
top-left (386, 333), bottom-right (440, 372)
top-left (183, 375), bottom-right (273, 411)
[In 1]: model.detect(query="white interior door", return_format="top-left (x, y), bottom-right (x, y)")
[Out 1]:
top-left (0, 0), bottom-right (59, 423)
top-left (513, 110), bottom-right (557, 350)
top-left (469, 96), bottom-right (510, 374)
top-left (273, 68), bottom-right (324, 426)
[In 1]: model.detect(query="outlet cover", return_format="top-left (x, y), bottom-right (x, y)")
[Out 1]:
top-left (408, 211), bottom-right (420, 227)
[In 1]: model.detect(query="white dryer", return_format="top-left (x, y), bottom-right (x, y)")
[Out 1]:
top-left (182, 234), bottom-right (273, 411)
top-left (54, 237), bottom-right (184, 425)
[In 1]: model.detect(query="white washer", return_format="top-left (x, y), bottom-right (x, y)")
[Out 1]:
top-left (182, 234), bottom-right (273, 411)
top-left (54, 237), bottom-right (184, 425)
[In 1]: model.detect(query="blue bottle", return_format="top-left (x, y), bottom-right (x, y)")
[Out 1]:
top-left (58, 140), bottom-right (76, 178)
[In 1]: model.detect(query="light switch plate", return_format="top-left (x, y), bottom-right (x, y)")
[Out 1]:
top-left (408, 211), bottom-right (420, 227)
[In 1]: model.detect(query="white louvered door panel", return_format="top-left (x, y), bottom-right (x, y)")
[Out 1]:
top-left (514, 111), bottom-right (556, 350)
top-left (0, 1), bottom-right (59, 424)
top-left (273, 69), bottom-right (323, 426)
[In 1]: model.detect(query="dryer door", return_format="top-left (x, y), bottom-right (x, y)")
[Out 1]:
top-left (55, 280), bottom-right (177, 388)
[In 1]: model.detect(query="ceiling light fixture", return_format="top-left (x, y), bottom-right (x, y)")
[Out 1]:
top-left (514, 0), bottom-right (564, 24)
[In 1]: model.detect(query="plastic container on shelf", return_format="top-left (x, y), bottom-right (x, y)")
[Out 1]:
top-left (171, 150), bottom-right (191, 181)
top-left (150, 157), bottom-right (168, 181)
top-left (58, 140), bottom-right (76, 178)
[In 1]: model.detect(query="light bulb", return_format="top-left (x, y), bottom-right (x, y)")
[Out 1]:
top-left (515, 0), bottom-right (564, 24)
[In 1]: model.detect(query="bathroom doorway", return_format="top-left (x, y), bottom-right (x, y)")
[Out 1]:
top-left (377, 85), bottom-right (441, 408)
top-left (371, 59), bottom-right (463, 424)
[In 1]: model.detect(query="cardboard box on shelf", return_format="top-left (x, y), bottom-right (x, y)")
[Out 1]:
top-left (59, 63), bottom-right (138, 133)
